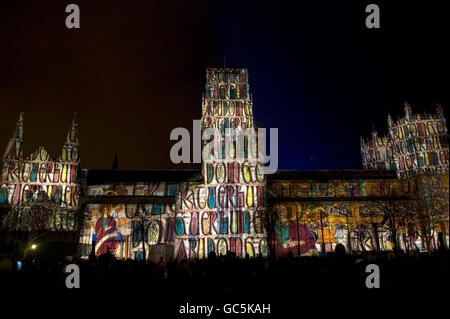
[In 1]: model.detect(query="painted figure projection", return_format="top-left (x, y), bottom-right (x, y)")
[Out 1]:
top-left (268, 173), bottom-right (449, 255)
top-left (79, 182), bottom-right (179, 260)
top-left (274, 203), bottom-right (316, 255)
top-left (94, 204), bottom-right (120, 255)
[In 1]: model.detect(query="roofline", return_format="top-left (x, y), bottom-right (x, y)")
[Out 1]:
top-left (267, 169), bottom-right (398, 180)
top-left (83, 168), bottom-right (202, 185)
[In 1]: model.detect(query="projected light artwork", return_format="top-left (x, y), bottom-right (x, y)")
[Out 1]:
top-left (175, 68), bottom-right (268, 258)
top-left (361, 103), bottom-right (449, 179)
top-left (4, 69), bottom-right (445, 260)
top-left (79, 182), bottom-right (179, 258)
top-left (0, 114), bottom-right (81, 231)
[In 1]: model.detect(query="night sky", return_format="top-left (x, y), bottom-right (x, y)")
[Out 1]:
top-left (0, 1), bottom-right (448, 170)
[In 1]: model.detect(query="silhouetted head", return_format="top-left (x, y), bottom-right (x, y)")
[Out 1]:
top-left (335, 243), bottom-right (346, 257)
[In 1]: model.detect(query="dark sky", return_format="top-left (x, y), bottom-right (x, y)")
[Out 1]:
top-left (0, 0), bottom-right (448, 170)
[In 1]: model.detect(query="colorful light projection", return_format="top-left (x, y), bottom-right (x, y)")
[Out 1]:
top-left (0, 113), bottom-right (81, 231)
top-left (269, 175), bottom-right (449, 254)
top-left (79, 182), bottom-right (179, 259)
top-left (361, 103), bottom-right (449, 179)
top-left (419, 174), bottom-right (449, 221)
top-left (269, 178), bottom-right (406, 255)
top-left (268, 179), bottom-right (394, 199)
top-left (175, 68), bottom-right (268, 259)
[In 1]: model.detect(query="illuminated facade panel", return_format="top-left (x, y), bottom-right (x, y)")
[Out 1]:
top-left (78, 181), bottom-right (181, 260)
top-left (0, 114), bottom-right (81, 232)
top-left (268, 171), bottom-right (449, 255)
top-left (3, 71), bottom-right (448, 259)
top-left (175, 68), bottom-right (268, 259)
top-left (361, 103), bottom-right (449, 179)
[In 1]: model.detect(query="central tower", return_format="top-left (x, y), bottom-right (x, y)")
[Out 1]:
top-left (175, 68), bottom-right (267, 258)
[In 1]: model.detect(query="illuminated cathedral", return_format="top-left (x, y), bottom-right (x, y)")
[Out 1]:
top-left (360, 102), bottom-right (448, 179)
top-left (0, 113), bottom-right (81, 229)
top-left (0, 114), bottom-right (81, 256)
top-left (1, 68), bottom-right (448, 260)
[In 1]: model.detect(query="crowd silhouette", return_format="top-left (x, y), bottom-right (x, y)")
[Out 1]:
top-left (2, 245), bottom-right (448, 302)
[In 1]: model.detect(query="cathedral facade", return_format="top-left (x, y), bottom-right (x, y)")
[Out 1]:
top-left (1, 69), bottom-right (448, 260)
top-left (360, 102), bottom-right (448, 179)
top-left (0, 113), bottom-right (81, 232)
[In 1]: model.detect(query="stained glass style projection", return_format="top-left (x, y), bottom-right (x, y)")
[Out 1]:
top-left (361, 103), bottom-right (449, 179)
top-left (175, 68), bottom-right (268, 259)
top-left (0, 113), bottom-right (81, 231)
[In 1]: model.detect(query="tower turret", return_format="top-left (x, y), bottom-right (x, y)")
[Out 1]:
top-left (387, 113), bottom-right (393, 128)
top-left (60, 113), bottom-right (80, 163)
top-left (404, 101), bottom-right (412, 120)
top-left (359, 135), bottom-right (365, 148)
top-left (436, 103), bottom-right (444, 118)
top-left (2, 112), bottom-right (24, 161)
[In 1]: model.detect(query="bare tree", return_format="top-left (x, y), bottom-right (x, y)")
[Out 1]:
top-left (133, 203), bottom-right (151, 262)
top-left (406, 176), bottom-right (442, 251)
top-left (265, 202), bottom-right (280, 258)
top-left (371, 180), bottom-right (410, 251)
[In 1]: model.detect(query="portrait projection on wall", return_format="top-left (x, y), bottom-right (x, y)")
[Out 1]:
top-left (266, 176), bottom-right (431, 255)
top-left (272, 202), bottom-right (317, 256)
top-left (80, 182), bottom-right (178, 259)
